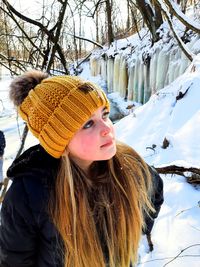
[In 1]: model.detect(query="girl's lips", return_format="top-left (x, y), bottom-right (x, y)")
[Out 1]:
top-left (101, 140), bottom-right (113, 148)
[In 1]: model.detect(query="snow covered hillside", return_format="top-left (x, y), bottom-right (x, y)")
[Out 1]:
top-left (114, 55), bottom-right (200, 168)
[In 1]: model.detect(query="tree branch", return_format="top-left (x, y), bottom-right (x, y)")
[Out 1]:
top-left (164, 0), bottom-right (200, 34)
top-left (66, 33), bottom-right (103, 48)
top-left (2, 0), bottom-right (51, 38)
top-left (2, 0), bottom-right (69, 74)
top-left (76, 52), bottom-right (92, 68)
top-left (2, 5), bottom-right (45, 58)
top-left (163, 244), bottom-right (200, 266)
top-left (155, 0), bottom-right (194, 62)
top-left (15, 124), bottom-right (29, 160)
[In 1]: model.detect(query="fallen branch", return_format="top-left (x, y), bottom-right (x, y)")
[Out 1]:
top-left (155, 165), bottom-right (200, 184)
top-left (176, 87), bottom-right (190, 101)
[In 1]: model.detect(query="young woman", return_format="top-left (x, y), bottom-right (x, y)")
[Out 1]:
top-left (0, 70), bottom-right (163, 267)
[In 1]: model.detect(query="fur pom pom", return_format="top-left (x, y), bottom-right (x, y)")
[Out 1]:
top-left (9, 70), bottom-right (48, 106)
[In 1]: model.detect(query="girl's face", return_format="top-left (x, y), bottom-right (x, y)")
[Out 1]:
top-left (68, 106), bottom-right (116, 172)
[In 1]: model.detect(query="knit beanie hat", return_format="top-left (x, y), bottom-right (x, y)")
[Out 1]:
top-left (9, 70), bottom-right (110, 158)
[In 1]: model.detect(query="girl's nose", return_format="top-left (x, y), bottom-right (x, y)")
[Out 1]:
top-left (100, 121), bottom-right (111, 136)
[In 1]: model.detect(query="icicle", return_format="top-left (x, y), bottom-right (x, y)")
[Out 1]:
top-left (138, 60), bottom-right (144, 103)
top-left (167, 48), bottom-right (176, 84)
top-left (155, 49), bottom-right (170, 91)
top-left (179, 52), bottom-right (190, 76)
top-left (90, 57), bottom-right (95, 76)
top-left (127, 65), bottom-right (135, 100)
top-left (100, 58), bottom-right (107, 80)
top-left (133, 57), bottom-right (140, 102)
top-left (173, 61), bottom-right (181, 81)
top-left (118, 58), bottom-right (128, 98)
top-left (143, 55), bottom-right (151, 103)
top-left (113, 54), bottom-right (121, 92)
top-left (107, 58), bottom-right (114, 93)
top-left (96, 59), bottom-right (101, 76)
top-left (90, 57), bottom-right (100, 76)
top-left (150, 47), bottom-right (160, 94)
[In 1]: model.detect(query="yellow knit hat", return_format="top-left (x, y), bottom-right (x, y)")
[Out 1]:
top-left (17, 75), bottom-right (110, 158)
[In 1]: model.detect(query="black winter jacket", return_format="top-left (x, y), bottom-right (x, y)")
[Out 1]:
top-left (0, 144), bottom-right (163, 267)
top-left (0, 131), bottom-right (6, 157)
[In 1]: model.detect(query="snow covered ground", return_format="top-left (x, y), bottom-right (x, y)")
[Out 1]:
top-left (0, 54), bottom-right (200, 266)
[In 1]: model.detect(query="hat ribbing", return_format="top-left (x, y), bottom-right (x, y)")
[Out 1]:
top-left (18, 75), bottom-right (110, 158)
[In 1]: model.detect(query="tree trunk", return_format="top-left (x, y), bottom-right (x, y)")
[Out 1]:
top-left (46, 0), bottom-right (68, 73)
top-left (126, 0), bottom-right (130, 30)
top-left (105, 0), bottom-right (114, 46)
top-left (152, 0), bottom-right (163, 30)
top-left (95, 8), bottom-right (99, 43)
top-left (135, 0), bottom-right (162, 43)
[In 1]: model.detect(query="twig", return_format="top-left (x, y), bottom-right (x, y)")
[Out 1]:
top-left (163, 244), bottom-right (200, 266)
top-left (175, 202), bottom-right (200, 217)
top-left (138, 252), bottom-right (200, 265)
top-left (15, 124), bottom-right (28, 159)
top-left (189, 224), bottom-right (200, 232)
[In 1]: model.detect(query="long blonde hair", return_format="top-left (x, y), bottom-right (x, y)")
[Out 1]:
top-left (49, 142), bottom-right (153, 267)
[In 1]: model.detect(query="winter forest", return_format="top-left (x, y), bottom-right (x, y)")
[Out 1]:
top-left (0, 0), bottom-right (200, 266)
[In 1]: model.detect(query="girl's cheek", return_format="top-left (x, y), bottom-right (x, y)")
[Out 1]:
top-left (82, 136), bottom-right (95, 147)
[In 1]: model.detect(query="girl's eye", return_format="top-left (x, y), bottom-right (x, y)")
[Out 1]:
top-left (102, 112), bottom-right (110, 119)
top-left (83, 120), bottom-right (94, 129)
top-left (83, 111), bottom-right (110, 129)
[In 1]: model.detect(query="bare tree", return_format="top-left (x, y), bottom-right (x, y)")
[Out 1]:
top-left (133, 0), bottom-right (163, 43)
top-left (1, 0), bottom-right (69, 74)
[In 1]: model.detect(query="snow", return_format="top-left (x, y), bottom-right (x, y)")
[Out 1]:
top-left (1, 39), bottom-right (200, 267)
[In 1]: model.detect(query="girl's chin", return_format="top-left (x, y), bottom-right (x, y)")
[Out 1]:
top-left (100, 145), bottom-right (117, 160)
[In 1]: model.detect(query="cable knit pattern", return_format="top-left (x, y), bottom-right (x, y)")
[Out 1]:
top-left (19, 76), bottom-right (110, 158)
